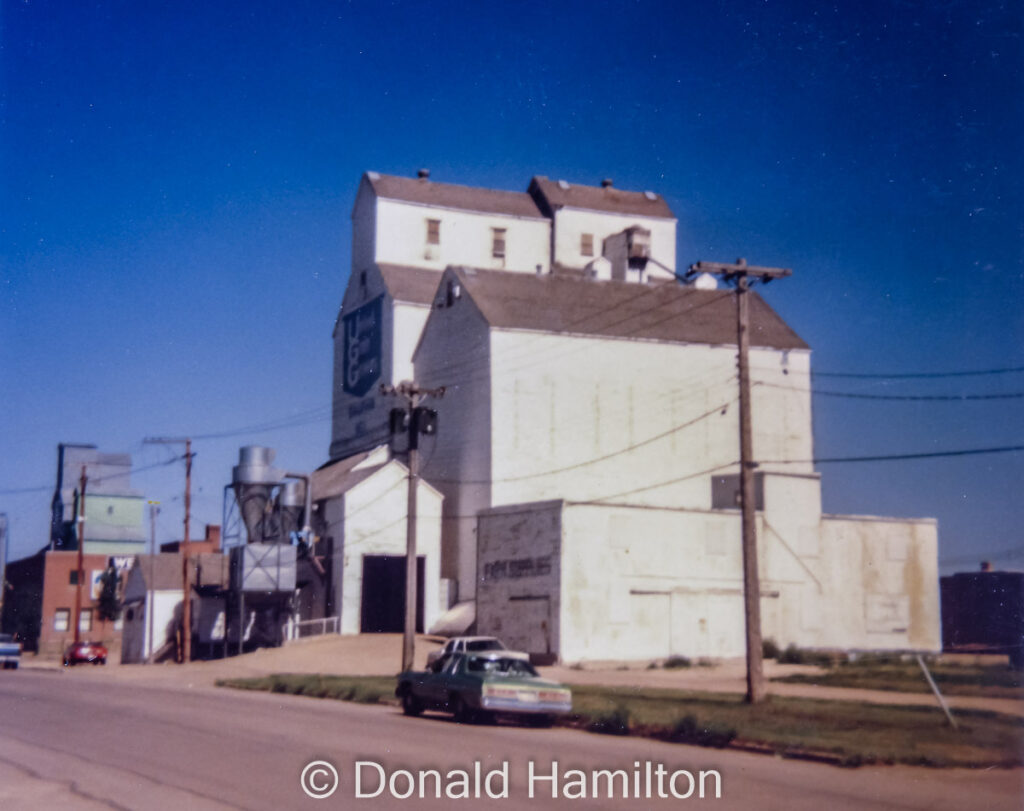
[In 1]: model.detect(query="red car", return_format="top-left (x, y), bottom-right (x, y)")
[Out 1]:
top-left (63, 641), bottom-right (108, 666)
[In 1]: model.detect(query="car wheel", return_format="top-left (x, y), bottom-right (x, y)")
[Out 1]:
top-left (451, 695), bottom-right (475, 724)
top-left (401, 691), bottom-right (424, 717)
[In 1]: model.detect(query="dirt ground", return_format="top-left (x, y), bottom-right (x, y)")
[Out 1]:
top-left (27, 633), bottom-right (1024, 718)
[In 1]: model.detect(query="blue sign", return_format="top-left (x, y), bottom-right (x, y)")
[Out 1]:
top-left (342, 295), bottom-right (383, 397)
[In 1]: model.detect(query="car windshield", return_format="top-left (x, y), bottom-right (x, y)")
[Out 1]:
top-left (0, 634), bottom-right (13, 643)
top-left (465, 656), bottom-right (538, 678)
top-left (465, 639), bottom-right (505, 652)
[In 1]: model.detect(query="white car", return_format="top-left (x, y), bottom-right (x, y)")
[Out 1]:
top-left (0, 633), bottom-right (21, 670)
top-left (426, 636), bottom-right (530, 666)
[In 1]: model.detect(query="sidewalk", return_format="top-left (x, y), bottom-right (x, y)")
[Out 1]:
top-left (41, 633), bottom-right (1024, 718)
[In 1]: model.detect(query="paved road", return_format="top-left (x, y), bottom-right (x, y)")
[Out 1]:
top-left (0, 670), bottom-right (1020, 810)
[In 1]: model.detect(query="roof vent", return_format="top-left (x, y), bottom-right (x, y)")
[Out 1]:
top-left (644, 191), bottom-right (657, 200)
top-left (417, 168), bottom-right (430, 180)
top-left (601, 178), bottom-right (614, 188)
top-left (557, 179), bottom-right (570, 190)
top-left (366, 171), bottom-right (380, 180)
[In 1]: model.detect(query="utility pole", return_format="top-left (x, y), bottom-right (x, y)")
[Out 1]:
top-left (144, 438), bottom-right (193, 663)
top-left (147, 500), bottom-right (160, 663)
top-left (381, 381), bottom-right (444, 673)
top-left (0, 513), bottom-right (8, 623)
top-left (73, 466), bottom-right (87, 645)
top-left (686, 258), bottom-right (791, 704)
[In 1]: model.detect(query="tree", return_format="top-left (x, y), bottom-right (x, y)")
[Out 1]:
top-left (97, 566), bottom-right (121, 622)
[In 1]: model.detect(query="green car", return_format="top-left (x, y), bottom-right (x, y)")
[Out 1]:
top-left (396, 652), bottom-right (572, 725)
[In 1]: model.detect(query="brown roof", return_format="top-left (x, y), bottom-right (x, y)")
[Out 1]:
top-left (132, 554), bottom-right (187, 591)
top-left (312, 453), bottom-right (388, 501)
top-left (528, 176), bottom-right (675, 219)
top-left (378, 263), bottom-right (443, 305)
top-left (450, 268), bottom-right (808, 350)
top-left (365, 173), bottom-right (545, 219)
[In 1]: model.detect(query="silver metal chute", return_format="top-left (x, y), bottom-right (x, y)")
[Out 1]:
top-left (276, 480), bottom-right (305, 544)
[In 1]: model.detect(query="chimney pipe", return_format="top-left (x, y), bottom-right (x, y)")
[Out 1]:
top-left (417, 168), bottom-right (430, 180)
top-left (601, 178), bottom-right (613, 188)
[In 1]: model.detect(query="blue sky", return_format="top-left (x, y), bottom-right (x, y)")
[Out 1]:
top-left (1, 0), bottom-right (1021, 572)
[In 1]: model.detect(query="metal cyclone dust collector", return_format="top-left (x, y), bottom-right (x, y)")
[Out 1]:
top-left (228, 446), bottom-right (298, 650)
top-left (232, 446), bottom-right (283, 545)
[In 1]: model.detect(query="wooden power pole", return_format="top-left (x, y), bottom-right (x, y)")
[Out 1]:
top-left (73, 466), bottom-right (87, 645)
top-left (381, 381), bottom-right (444, 673)
top-left (687, 258), bottom-right (791, 704)
top-left (147, 500), bottom-right (160, 663)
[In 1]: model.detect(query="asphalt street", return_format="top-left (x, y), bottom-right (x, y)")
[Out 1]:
top-left (0, 670), bottom-right (1020, 810)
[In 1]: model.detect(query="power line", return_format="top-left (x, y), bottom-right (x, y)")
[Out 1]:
top-left (764, 445), bottom-right (1024, 465)
top-left (576, 461), bottom-right (739, 505)
top-left (189, 405), bottom-right (333, 441)
top-left (814, 389), bottom-right (1024, 402)
top-left (427, 461), bottom-right (740, 521)
top-left (813, 365), bottom-right (1024, 380)
top-left (941, 545), bottom-right (1024, 564)
top-left (0, 484), bottom-right (51, 496)
top-left (755, 381), bottom-right (1024, 401)
top-left (427, 397), bottom-right (736, 485)
top-left (0, 455), bottom-right (185, 497)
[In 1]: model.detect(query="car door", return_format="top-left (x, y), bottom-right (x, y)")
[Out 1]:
top-left (423, 654), bottom-right (458, 707)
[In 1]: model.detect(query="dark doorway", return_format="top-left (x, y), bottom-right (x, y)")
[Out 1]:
top-left (360, 555), bottom-right (424, 633)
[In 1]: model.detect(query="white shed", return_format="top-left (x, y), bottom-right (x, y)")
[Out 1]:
top-left (120, 554), bottom-right (188, 664)
top-left (313, 446), bottom-right (444, 636)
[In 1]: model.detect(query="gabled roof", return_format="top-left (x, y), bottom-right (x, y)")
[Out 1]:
top-left (363, 172), bottom-right (545, 219)
top-left (378, 263), bottom-right (444, 305)
top-left (447, 267), bottom-right (808, 350)
top-left (314, 447), bottom-right (393, 500)
top-left (528, 176), bottom-right (675, 219)
top-left (312, 462), bottom-right (388, 502)
top-left (125, 552), bottom-right (230, 600)
top-left (312, 454), bottom-right (443, 503)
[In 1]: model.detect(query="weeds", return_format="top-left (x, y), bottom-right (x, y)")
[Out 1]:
top-left (670, 714), bottom-right (736, 748)
top-left (585, 704), bottom-right (631, 736)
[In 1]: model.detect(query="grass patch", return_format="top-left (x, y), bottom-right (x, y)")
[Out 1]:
top-left (775, 659), bottom-right (1024, 700)
top-left (217, 673), bottom-right (1024, 768)
top-left (777, 644), bottom-right (840, 667)
top-left (216, 673), bottom-right (396, 705)
top-left (585, 703), bottom-right (631, 735)
top-left (668, 714), bottom-right (736, 748)
top-left (566, 684), bottom-right (1024, 768)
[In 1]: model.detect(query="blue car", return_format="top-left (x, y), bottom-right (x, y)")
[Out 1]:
top-left (397, 651), bottom-right (572, 725)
